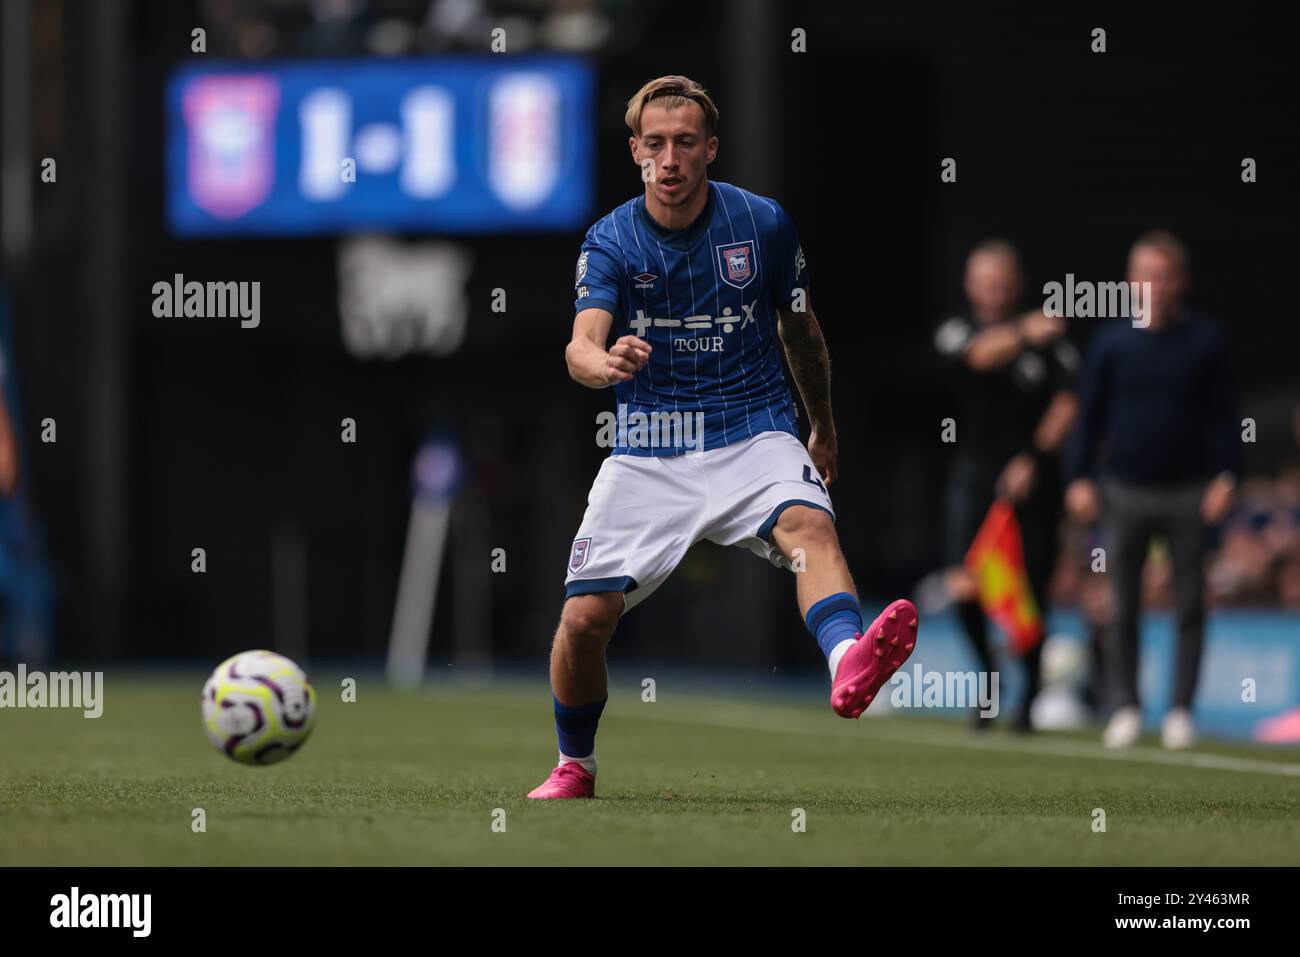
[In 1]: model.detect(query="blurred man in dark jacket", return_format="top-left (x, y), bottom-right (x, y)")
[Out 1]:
top-left (1066, 230), bottom-right (1238, 750)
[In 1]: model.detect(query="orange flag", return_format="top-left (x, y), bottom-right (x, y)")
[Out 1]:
top-left (963, 499), bottom-right (1045, 654)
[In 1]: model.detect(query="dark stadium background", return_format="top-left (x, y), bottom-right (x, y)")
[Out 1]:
top-left (3, 0), bottom-right (1297, 672)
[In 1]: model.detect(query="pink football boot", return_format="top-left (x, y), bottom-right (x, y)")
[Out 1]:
top-left (527, 761), bottom-right (596, 799)
top-left (831, 598), bottom-right (919, 718)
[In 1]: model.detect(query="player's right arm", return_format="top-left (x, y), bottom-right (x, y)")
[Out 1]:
top-left (565, 307), bottom-right (651, 388)
top-left (568, 228), bottom-right (646, 388)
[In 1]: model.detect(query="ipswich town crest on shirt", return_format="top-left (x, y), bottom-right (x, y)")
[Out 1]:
top-left (716, 241), bottom-right (755, 289)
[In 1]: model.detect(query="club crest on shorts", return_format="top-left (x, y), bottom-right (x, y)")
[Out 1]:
top-left (716, 241), bottom-right (755, 289)
top-left (569, 537), bottom-right (592, 573)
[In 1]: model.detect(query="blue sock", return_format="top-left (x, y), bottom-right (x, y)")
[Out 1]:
top-left (553, 696), bottom-right (606, 759)
top-left (805, 592), bottom-right (863, 660)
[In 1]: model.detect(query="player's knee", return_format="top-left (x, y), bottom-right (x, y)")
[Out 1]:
top-left (775, 506), bottom-right (838, 553)
top-left (558, 593), bottom-right (620, 645)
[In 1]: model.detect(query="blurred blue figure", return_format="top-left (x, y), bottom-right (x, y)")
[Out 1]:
top-left (0, 285), bottom-right (54, 666)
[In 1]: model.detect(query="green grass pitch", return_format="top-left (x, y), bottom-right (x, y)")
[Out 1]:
top-left (2, 674), bottom-right (1299, 866)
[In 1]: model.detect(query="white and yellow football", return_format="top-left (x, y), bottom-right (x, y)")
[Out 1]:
top-left (201, 651), bottom-right (317, 765)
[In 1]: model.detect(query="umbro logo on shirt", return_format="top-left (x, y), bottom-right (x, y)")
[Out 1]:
top-left (632, 272), bottom-right (658, 289)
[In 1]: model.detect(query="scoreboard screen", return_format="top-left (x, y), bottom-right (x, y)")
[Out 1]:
top-left (166, 56), bottom-right (594, 236)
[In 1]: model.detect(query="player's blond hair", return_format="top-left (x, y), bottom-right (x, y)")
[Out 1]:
top-left (1130, 229), bottom-right (1191, 275)
top-left (625, 76), bottom-right (719, 137)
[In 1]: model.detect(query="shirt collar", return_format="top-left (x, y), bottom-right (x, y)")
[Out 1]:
top-left (636, 182), bottom-right (716, 251)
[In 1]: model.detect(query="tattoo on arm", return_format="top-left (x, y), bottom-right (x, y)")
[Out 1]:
top-left (779, 309), bottom-right (833, 428)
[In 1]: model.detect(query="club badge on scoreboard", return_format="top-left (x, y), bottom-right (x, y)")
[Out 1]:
top-left (182, 74), bottom-right (281, 220)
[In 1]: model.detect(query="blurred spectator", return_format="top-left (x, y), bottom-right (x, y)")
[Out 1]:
top-left (1066, 230), bottom-right (1238, 751)
top-left (0, 285), bottom-right (54, 668)
top-left (1050, 522), bottom-right (1110, 717)
top-left (195, 0), bottom-right (613, 57)
top-left (934, 240), bottom-right (1079, 731)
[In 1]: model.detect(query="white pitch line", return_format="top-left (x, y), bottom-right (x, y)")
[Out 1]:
top-left (438, 686), bottom-right (1300, 779)
top-left (624, 698), bottom-right (1300, 779)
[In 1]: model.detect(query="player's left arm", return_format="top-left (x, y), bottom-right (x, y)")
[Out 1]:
top-left (778, 304), bottom-right (837, 485)
top-left (768, 202), bottom-right (836, 483)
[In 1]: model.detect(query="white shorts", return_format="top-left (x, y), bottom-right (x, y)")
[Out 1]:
top-left (563, 430), bottom-right (835, 611)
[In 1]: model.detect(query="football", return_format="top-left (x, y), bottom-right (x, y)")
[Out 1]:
top-left (201, 651), bottom-right (317, 765)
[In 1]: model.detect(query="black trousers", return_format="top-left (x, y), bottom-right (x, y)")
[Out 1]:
top-left (1100, 478), bottom-right (1208, 712)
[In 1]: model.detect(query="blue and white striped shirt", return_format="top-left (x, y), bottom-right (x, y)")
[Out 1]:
top-left (574, 181), bottom-right (809, 456)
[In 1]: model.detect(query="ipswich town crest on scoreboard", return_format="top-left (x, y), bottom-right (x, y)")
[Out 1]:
top-left (182, 74), bottom-right (281, 220)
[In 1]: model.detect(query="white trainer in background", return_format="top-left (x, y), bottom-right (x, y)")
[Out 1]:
top-left (1103, 705), bottom-right (1142, 748)
top-left (1162, 708), bottom-right (1196, 750)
